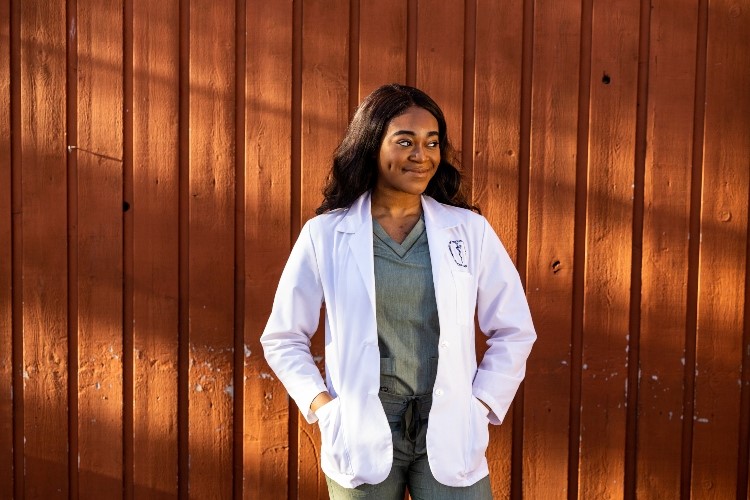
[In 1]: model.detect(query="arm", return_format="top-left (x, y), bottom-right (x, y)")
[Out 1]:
top-left (261, 221), bottom-right (330, 423)
top-left (472, 218), bottom-right (537, 425)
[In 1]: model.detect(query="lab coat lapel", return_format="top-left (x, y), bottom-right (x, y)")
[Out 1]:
top-left (338, 193), bottom-right (376, 315)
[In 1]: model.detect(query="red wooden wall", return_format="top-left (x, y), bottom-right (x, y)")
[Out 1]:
top-left (1, 0), bottom-right (749, 498)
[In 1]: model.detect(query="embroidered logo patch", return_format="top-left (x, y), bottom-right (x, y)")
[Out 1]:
top-left (449, 239), bottom-right (468, 268)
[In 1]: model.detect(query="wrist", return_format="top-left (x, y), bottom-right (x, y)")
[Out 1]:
top-left (310, 391), bottom-right (333, 413)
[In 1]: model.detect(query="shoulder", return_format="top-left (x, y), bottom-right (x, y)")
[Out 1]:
top-left (304, 207), bottom-right (350, 238)
top-left (424, 196), bottom-right (487, 228)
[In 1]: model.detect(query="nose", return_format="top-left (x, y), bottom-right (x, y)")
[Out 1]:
top-left (410, 144), bottom-right (426, 162)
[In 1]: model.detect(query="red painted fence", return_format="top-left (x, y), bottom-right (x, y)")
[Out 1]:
top-left (1, 0), bottom-right (749, 498)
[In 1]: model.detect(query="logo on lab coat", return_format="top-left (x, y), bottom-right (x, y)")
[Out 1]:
top-left (449, 240), bottom-right (468, 268)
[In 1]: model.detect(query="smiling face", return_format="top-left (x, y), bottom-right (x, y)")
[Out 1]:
top-left (374, 106), bottom-right (441, 199)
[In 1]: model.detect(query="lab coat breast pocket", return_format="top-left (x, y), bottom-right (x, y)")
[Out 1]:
top-left (451, 270), bottom-right (476, 326)
top-left (316, 398), bottom-right (354, 475)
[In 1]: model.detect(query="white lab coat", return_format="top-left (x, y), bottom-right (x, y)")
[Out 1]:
top-left (261, 191), bottom-right (535, 488)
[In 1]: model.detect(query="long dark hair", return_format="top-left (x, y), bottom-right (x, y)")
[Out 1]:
top-left (315, 83), bottom-right (478, 214)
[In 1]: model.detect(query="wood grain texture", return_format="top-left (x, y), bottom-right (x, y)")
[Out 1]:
top-left (578, 0), bottom-right (640, 497)
top-left (357, 0), bottom-right (407, 100)
top-left (298, 1), bottom-right (350, 496)
top-left (187, 0), bottom-right (236, 496)
top-left (131, 0), bottom-right (180, 495)
top-left (636, 0), bottom-right (698, 497)
top-left (75, 0), bottom-right (124, 494)
top-left (0, 0), bottom-right (12, 495)
top-left (522, 0), bottom-right (582, 497)
top-left (690, 0), bottom-right (750, 497)
top-left (243, 0), bottom-right (293, 497)
top-left (473, 0), bottom-right (525, 497)
top-left (20, 0), bottom-right (70, 495)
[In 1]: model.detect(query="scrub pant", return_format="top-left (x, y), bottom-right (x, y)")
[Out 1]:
top-left (325, 392), bottom-right (493, 500)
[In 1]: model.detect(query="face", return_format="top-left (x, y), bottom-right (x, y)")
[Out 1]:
top-left (375, 106), bottom-right (440, 197)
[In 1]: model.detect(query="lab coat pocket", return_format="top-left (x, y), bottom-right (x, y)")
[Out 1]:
top-left (466, 395), bottom-right (491, 471)
top-left (316, 398), bottom-right (354, 475)
top-left (451, 271), bottom-right (476, 326)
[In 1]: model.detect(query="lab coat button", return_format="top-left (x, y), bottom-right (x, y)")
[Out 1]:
top-left (435, 388), bottom-right (444, 396)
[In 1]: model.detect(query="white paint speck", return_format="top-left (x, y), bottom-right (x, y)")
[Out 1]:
top-left (22, 370), bottom-right (29, 380)
top-left (583, 364), bottom-right (588, 370)
top-left (244, 345), bottom-right (251, 358)
top-left (224, 384), bottom-right (234, 398)
top-left (313, 356), bottom-right (324, 364)
top-left (695, 417), bottom-right (709, 423)
top-left (259, 372), bottom-right (274, 380)
top-left (195, 384), bottom-right (203, 392)
top-left (651, 375), bottom-right (658, 381)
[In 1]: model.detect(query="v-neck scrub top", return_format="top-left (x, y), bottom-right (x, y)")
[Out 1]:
top-left (373, 216), bottom-right (440, 397)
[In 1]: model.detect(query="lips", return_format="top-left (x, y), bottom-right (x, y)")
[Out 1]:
top-left (404, 168), bottom-right (432, 175)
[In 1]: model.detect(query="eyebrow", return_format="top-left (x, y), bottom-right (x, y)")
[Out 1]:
top-left (390, 129), bottom-right (439, 138)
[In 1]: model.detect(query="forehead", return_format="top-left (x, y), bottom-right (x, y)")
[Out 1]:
top-left (385, 106), bottom-right (439, 133)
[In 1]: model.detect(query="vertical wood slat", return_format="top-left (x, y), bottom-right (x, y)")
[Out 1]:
top-left (636, 0), bottom-right (699, 497)
top-left (522, 0), bottom-right (582, 496)
top-left (472, 0), bottom-right (524, 497)
top-left (357, 1), bottom-right (407, 100)
top-left (187, 0), bottom-right (236, 497)
top-left (21, 0), bottom-right (70, 496)
top-left (75, 0), bottom-right (124, 495)
top-left (0, 0), bottom-right (13, 496)
top-left (243, 0), bottom-right (294, 497)
top-left (131, 0), bottom-right (180, 496)
top-left (298, 1), bottom-right (350, 497)
top-left (578, 0), bottom-right (640, 497)
top-left (690, 0), bottom-right (750, 496)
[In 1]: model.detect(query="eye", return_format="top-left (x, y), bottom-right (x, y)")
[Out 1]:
top-left (427, 140), bottom-right (439, 148)
top-left (397, 139), bottom-right (412, 147)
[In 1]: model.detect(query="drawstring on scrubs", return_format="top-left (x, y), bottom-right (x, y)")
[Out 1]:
top-left (380, 391), bottom-right (432, 443)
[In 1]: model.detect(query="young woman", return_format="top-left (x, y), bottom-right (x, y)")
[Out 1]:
top-left (261, 84), bottom-right (535, 499)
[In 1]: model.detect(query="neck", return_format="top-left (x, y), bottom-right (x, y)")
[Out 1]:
top-left (370, 189), bottom-right (422, 218)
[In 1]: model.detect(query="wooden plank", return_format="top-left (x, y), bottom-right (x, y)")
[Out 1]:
top-left (298, 0), bottom-right (349, 497)
top-left (690, 0), bottom-right (750, 496)
top-left (415, 0), bottom-right (464, 157)
top-left (131, 0), bottom-right (180, 496)
top-left (472, 0), bottom-right (525, 497)
top-left (357, 0), bottom-right (407, 100)
top-left (188, 0), bottom-right (236, 496)
top-left (578, 0), bottom-right (640, 497)
top-left (75, 0), bottom-right (124, 495)
top-left (19, 0), bottom-right (70, 495)
top-left (243, 0), bottom-right (293, 497)
top-left (635, 0), bottom-right (698, 497)
top-left (519, 0), bottom-right (582, 497)
top-left (473, 0), bottom-right (523, 259)
top-left (0, 0), bottom-right (12, 495)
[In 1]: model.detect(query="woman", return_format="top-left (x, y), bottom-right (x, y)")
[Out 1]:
top-left (261, 84), bottom-right (535, 499)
